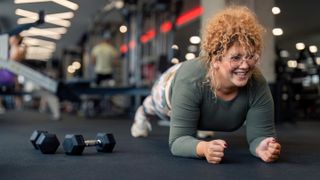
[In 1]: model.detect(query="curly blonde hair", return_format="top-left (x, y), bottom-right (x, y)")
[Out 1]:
top-left (200, 5), bottom-right (265, 91)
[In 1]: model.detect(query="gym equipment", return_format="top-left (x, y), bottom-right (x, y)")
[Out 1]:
top-left (0, 11), bottom-right (80, 103)
top-left (30, 130), bottom-right (47, 149)
top-left (30, 130), bottom-right (60, 154)
top-left (62, 133), bottom-right (116, 155)
top-left (66, 80), bottom-right (150, 117)
top-left (0, 48), bottom-right (81, 102)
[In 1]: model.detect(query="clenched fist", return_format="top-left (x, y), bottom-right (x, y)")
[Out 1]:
top-left (197, 139), bottom-right (227, 164)
top-left (256, 137), bottom-right (281, 163)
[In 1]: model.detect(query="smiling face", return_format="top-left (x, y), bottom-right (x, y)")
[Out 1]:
top-left (201, 6), bottom-right (264, 94)
top-left (214, 43), bottom-right (258, 89)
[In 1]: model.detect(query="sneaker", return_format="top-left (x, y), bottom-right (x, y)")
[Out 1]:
top-left (131, 106), bottom-right (152, 137)
top-left (131, 119), bottom-right (152, 137)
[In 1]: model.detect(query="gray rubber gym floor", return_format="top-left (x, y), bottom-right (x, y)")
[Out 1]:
top-left (0, 110), bottom-right (319, 180)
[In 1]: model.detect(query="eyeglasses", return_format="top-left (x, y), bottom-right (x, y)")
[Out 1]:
top-left (227, 54), bottom-right (259, 68)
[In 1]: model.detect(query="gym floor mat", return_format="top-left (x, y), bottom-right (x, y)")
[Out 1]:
top-left (0, 110), bottom-right (319, 180)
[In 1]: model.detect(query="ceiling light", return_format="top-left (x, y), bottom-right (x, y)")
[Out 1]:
top-left (24, 27), bottom-right (67, 34)
top-left (316, 57), bottom-right (320, 65)
top-left (272, 7), bottom-right (281, 15)
top-left (15, 0), bottom-right (50, 4)
top-left (114, 1), bottom-right (124, 9)
top-left (295, 42), bottom-right (305, 50)
top-left (27, 46), bottom-right (54, 54)
top-left (104, 0), bottom-right (123, 12)
top-left (21, 31), bottom-right (61, 40)
top-left (67, 65), bottom-right (76, 73)
top-left (15, 8), bottom-right (36, 17)
top-left (52, 0), bottom-right (79, 11)
top-left (23, 37), bottom-right (56, 50)
top-left (287, 60), bottom-right (297, 68)
top-left (21, 27), bottom-right (62, 40)
top-left (17, 17), bottom-right (71, 27)
top-left (72, 61), bottom-right (81, 69)
top-left (272, 28), bottom-right (283, 36)
top-left (309, 45), bottom-right (318, 53)
top-left (44, 18), bottom-right (71, 27)
top-left (171, 58), bottom-right (179, 64)
top-left (46, 27), bottom-right (67, 34)
top-left (25, 51), bottom-right (52, 60)
top-left (171, 44), bottom-right (179, 50)
top-left (15, 0), bottom-right (79, 11)
top-left (189, 36), bottom-right (201, 44)
top-left (47, 12), bottom-right (74, 19)
top-left (16, 9), bottom-right (71, 27)
top-left (17, 18), bottom-right (36, 24)
top-left (185, 53), bottom-right (195, 60)
top-left (16, 9), bottom-right (74, 19)
top-left (119, 25), bottom-right (127, 33)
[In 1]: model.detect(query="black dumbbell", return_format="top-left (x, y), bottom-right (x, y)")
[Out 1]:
top-left (30, 130), bottom-right (60, 154)
top-left (62, 133), bottom-right (116, 155)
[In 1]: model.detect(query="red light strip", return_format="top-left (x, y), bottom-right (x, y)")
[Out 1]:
top-left (140, 29), bottom-right (155, 43)
top-left (120, 44), bottom-right (128, 54)
top-left (176, 6), bottom-right (203, 26)
top-left (120, 5), bottom-right (203, 53)
top-left (160, 21), bottom-right (172, 33)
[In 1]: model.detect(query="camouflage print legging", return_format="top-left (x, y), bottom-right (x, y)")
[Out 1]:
top-left (142, 63), bottom-right (182, 121)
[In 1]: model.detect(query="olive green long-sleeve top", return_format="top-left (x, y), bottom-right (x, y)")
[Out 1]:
top-left (168, 58), bottom-right (275, 158)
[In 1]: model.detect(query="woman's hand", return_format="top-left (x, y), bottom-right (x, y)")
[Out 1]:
top-left (256, 137), bottom-right (281, 163)
top-left (197, 139), bottom-right (227, 164)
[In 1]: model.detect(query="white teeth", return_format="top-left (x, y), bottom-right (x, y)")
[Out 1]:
top-left (234, 72), bottom-right (246, 75)
top-left (234, 72), bottom-right (248, 78)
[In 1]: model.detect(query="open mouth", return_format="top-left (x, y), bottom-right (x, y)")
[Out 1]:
top-left (233, 71), bottom-right (249, 79)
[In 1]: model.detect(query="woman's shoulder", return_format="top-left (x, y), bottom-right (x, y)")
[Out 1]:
top-left (250, 68), bottom-right (267, 86)
top-left (247, 68), bottom-right (274, 107)
top-left (176, 58), bottom-right (207, 81)
top-left (247, 68), bottom-right (270, 96)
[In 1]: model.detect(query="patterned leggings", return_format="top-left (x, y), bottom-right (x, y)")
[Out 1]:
top-left (138, 63), bottom-right (182, 121)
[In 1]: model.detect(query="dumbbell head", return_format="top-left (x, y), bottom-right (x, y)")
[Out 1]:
top-left (30, 130), bottom-right (48, 149)
top-left (62, 133), bottom-right (116, 155)
top-left (63, 134), bottom-right (86, 155)
top-left (96, 133), bottom-right (116, 153)
top-left (35, 133), bottom-right (60, 154)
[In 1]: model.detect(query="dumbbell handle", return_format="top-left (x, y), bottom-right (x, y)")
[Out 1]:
top-left (84, 139), bottom-right (102, 146)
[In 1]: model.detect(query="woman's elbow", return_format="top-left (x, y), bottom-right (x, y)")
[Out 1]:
top-left (168, 140), bottom-right (178, 156)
